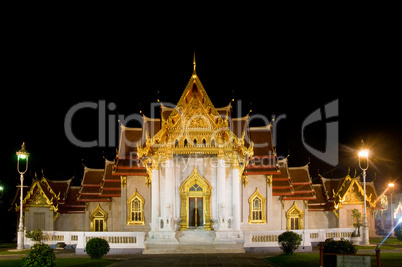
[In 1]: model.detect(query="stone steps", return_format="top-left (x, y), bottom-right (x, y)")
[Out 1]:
top-left (143, 244), bottom-right (245, 254)
top-left (178, 228), bottom-right (216, 244)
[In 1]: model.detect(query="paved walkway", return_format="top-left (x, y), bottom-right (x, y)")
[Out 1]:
top-left (110, 253), bottom-right (274, 267)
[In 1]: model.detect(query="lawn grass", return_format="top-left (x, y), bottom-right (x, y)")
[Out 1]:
top-left (0, 258), bottom-right (117, 267)
top-left (370, 237), bottom-right (402, 245)
top-left (0, 243), bottom-right (117, 266)
top-left (0, 249), bottom-right (29, 255)
top-left (264, 252), bottom-right (402, 267)
top-left (374, 253), bottom-right (402, 267)
top-left (356, 245), bottom-right (397, 250)
top-left (0, 243), bottom-right (17, 251)
top-left (264, 254), bottom-right (320, 267)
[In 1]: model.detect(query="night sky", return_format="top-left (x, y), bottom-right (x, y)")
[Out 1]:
top-left (1, 26), bottom-right (401, 212)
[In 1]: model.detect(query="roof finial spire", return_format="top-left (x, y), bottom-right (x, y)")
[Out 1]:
top-left (193, 51), bottom-right (196, 75)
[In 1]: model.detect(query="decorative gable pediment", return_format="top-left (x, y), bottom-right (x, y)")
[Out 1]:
top-left (343, 184), bottom-right (363, 204)
top-left (20, 180), bottom-right (58, 212)
top-left (172, 93), bottom-right (218, 130)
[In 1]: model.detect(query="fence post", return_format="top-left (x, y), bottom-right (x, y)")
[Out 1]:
top-left (319, 244), bottom-right (324, 267)
top-left (376, 247), bottom-right (381, 267)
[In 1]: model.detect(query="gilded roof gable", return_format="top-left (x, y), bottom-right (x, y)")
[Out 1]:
top-left (169, 70), bottom-right (219, 120)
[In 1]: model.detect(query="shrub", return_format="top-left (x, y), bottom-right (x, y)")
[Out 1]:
top-left (25, 229), bottom-right (46, 242)
top-left (85, 238), bottom-right (110, 259)
top-left (278, 231), bottom-right (302, 254)
top-left (22, 243), bottom-right (56, 267)
top-left (323, 238), bottom-right (357, 267)
top-left (397, 229), bottom-right (402, 241)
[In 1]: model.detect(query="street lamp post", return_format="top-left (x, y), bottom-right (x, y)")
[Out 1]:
top-left (388, 183), bottom-right (394, 237)
top-left (16, 142), bottom-right (29, 250)
top-left (358, 149), bottom-right (369, 245)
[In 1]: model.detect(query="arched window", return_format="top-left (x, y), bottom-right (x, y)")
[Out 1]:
top-left (184, 139), bottom-right (188, 147)
top-left (286, 202), bottom-right (303, 230)
top-left (211, 139), bottom-right (215, 147)
top-left (175, 139), bottom-right (179, 147)
top-left (90, 204), bottom-right (108, 231)
top-left (202, 139), bottom-right (206, 146)
top-left (131, 198), bottom-right (142, 222)
top-left (127, 189), bottom-right (145, 225)
top-left (193, 139), bottom-right (197, 146)
top-left (252, 197), bottom-right (262, 221)
top-left (248, 188), bottom-right (266, 224)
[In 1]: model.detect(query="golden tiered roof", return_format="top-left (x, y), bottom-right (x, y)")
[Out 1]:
top-left (137, 55), bottom-right (254, 175)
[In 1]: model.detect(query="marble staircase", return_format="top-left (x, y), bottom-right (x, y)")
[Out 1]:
top-left (177, 227), bottom-right (216, 244)
top-left (143, 243), bottom-right (245, 254)
top-left (143, 228), bottom-right (245, 254)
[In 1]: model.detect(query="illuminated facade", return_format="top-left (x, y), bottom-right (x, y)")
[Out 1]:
top-left (15, 57), bottom-right (384, 251)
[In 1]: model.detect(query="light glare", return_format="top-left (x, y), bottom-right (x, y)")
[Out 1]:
top-left (358, 149), bottom-right (369, 158)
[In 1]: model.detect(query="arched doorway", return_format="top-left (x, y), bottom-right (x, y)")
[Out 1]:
top-left (179, 166), bottom-right (212, 231)
top-left (90, 204), bottom-right (108, 232)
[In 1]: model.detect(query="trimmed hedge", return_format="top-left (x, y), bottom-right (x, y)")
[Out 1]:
top-left (278, 231), bottom-right (302, 254)
top-left (85, 238), bottom-right (110, 259)
top-left (323, 238), bottom-right (357, 267)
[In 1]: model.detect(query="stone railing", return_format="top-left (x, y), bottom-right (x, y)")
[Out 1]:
top-left (24, 231), bottom-right (145, 255)
top-left (244, 228), bottom-right (355, 252)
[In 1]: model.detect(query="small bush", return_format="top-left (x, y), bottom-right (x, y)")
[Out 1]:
top-left (25, 229), bottom-right (46, 242)
top-left (278, 231), bottom-right (302, 254)
top-left (323, 238), bottom-right (357, 267)
top-left (397, 229), bottom-right (402, 241)
top-left (85, 238), bottom-right (110, 259)
top-left (22, 243), bottom-right (56, 267)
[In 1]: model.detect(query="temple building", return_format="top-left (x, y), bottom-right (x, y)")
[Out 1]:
top-left (13, 57), bottom-right (385, 252)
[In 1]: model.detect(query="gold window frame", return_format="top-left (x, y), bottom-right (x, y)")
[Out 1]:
top-left (90, 204), bottom-right (108, 231)
top-left (286, 201), bottom-right (304, 230)
top-left (248, 188), bottom-right (267, 224)
top-left (127, 189), bottom-right (145, 225)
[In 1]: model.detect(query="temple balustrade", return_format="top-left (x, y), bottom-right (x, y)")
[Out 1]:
top-left (244, 227), bottom-right (356, 252)
top-left (24, 231), bottom-right (145, 255)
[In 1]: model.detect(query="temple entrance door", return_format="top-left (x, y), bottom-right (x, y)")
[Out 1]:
top-left (188, 197), bottom-right (203, 227)
top-left (179, 167), bottom-right (212, 231)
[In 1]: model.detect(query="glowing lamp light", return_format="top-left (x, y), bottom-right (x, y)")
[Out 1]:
top-left (388, 183), bottom-right (395, 188)
top-left (399, 218), bottom-right (402, 224)
top-left (0, 186), bottom-right (3, 191)
top-left (358, 149), bottom-right (369, 158)
top-left (16, 142), bottom-right (30, 160)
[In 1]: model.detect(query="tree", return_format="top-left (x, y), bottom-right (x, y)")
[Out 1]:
top-left (23, 229), bottom-right (55, 267)
top-left (278, 231), bottom-right (302, 254)
top-left (25, 229), bottom-right (47, 242)
top-left (351, 209), bottom-right (362, 236)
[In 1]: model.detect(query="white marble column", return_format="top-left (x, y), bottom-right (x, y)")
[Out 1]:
top-left (217, 158), bottom-right (226, 229)
top-left (120, 176), bottom-right (127, 230)
top-left (165, 159), bottom-right (174, 231)
top-left (151, 168), bottom-right (159, 231)
top-left (232, 165), bottom-right (241, 231)
top-left (267, 175), bottom-right (273, 224)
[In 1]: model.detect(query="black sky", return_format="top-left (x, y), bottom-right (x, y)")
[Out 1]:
top-left (1, 22), bottom-right (401, 206)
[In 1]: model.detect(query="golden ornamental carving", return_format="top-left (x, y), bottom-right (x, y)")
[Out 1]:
top-left (27, 190), bottom-right (49, 205)
top-left (136, 61), bottom-right (254, 183)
